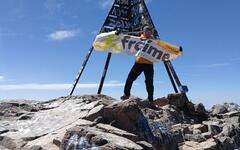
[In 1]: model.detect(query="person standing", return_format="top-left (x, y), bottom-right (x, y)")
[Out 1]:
top-left (121, 25), bottom-right (155, 102)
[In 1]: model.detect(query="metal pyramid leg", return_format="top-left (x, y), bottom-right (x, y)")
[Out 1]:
top-left (98, 53), bottom-right (112, 94)
top-left (69, 47), bottom-right (94, 96)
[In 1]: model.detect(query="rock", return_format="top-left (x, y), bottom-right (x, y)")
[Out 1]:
top-left (0, 136), bottom-right (26, 150)
top-left (219, 136), bottom-right (235, 150)
top-left (184, 134), bottom-right (206, 143)
top-left (180, 141), bottom-right (201, 150)
top-left (60, 126), bottom-right (144, 150)
top-left (193, 124), bottom-right (208, 134)
top-left (181, 138), bottom-right (219, 150)
top-left (221, 125), bottom-right (236, 137)
top-left (0, 145), bottom-right (11, 150)
top-left (224, 116), bottom-right (240, 126)
top-left (84, 104), bottom-right (104, 121)
top-left (223, 103), bottom-right (240, 112)
top-left (28, 145), bottom-right (45, 150)
top-left (172, 130), bottom-right (184, 144)
top-left (223, 111), bottom-right (240, 118)
top-left (96, 123), bottom-right (138, 141)
top-left (104, 98), bottom-right (179, 149)
top-left (136, 141), bottom-right (153, 150)
top-left (193, 129), bottom-right (202, 135)
top-left (158, 107), bottom-right (183, 125)
top-left (171, 124), bottom-right (193, 144)
top-left (168, 93), bottom-right (187, 107)
top-left (18, 113), bottom-right (33, 120)
top-left (0, 127), bottom-right (9, 134)
top-left (141, 108), bottom-right (162, 120)
top-left (203, 121), bottom-right (222, 135)
top-left (153, 97), bottom-right (169, 107)
top-left (53, 137), bottom-right (61, 147)
top-left (232, 131), bottom-right (240, 149)
top-left (199, 138), bottom-right (218, 150)
top-left (1, 94), bottom-right (240, 150)
top-left (91, 136), bottom-right (108, 146)
top-left (93, 116), bottom-right (105, 123)
top-left (201, 132), bottom-right (212, 139)
top-left (194, 103), bottom-right (207, 114)
top-left (211, 104), bottom-right (228, 115)
top-left (25, 119), bottom-right (93, 150)
top-left (103, 98), bottom-right (143, 133)
top-left (172, 124), bottom-right (193, 135)
top-left (148, 120), bottom-right (178, 150)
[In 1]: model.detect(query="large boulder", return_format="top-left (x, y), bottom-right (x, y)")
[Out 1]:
top-left (103, 97), bottom-right (178, 150)
top-left (211, 104), bottom-right (228, 116)
top-left (60, 126), bottom-right (143, 150)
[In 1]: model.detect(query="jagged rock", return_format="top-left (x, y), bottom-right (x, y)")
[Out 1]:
top-left (148, 120), bottom-right (178, 150)
top-left (223, 111), bottom-right (240, 118)
top-left (199, 138), bottom-right (218, 150)
top-left (25, 119), bottom-right (93, 150)
top-left (103, 98), bottom-right (143, 133)
top-left (93, 116), bottom-right (105, 123)
top-left (28, 145), bottom-right (45, 150)
top-left (180, 141), bottom-right (201, 150)
top-left (0, 127), bottom-right (9, 134)
top-left (221, 125), bottom-right (237, 137)
top-left (18, 113), bottom-right (34, 120)
top-left (153, 97), bottom-right (169, 107)
top-left (211, 104), bottom-right (228, 115)
top-left (219, 136), bottom-right (235, 150)
top-left (223, 103), bottom-right (240, 112)
top-left (60, 126), bottom-right (144, 150)
top-left (224, 116), bottom-right (240, 126)
top-left (201, 132), bottom-right (212, 139)
top-left (91, 136), bottom-right (108, 146)
top-left (202, 121), bottom-right (222, 135)
top-left (104, 98), bottom-right (178, 150)
top-left (0, 94), bottom-right (239, 150)
top-left (0, 136), bottom-right (26, 150)
top-left (184, 134), bottom-right (206, 142)
top-left (84, 104), bottom-right (104, 121)
top-left (171, 124), bottom-right (192, 143)
top-left (136, 141), bottom-right (153, 150)
top-left (172, 130), bottom-right (184, 144)
top-left (192, 124), bottom-right (208, 134)
top-left (0, 145), bottom-right (10, 150)
top-left (168, 93), bottom-right (187, 107)
top-left (194, 103), bottom-right (207, 115)
top-left (96, 123), bottom-right (138, 141)
top-left (158, 106), bottom-right (183, 125)
top-left (193, 129), bottom-right (202, 135)
top-left (180, 138), bottom-right (218, 150)
top-left (172, 124), bottom-right (193, 135)
top-left (0, 101), bottom-right (42, 118)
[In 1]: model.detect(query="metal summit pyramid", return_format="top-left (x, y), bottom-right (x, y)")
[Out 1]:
top-left (69, 0), bottom-right (188, 100)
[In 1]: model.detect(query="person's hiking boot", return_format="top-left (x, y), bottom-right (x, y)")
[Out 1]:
top-left (148, 96), bottom-right (154, 102)
top-left (120, 95), bottom-right (129, 100)
top-left (148, 101), bottom-right (157, 110)
top-left (146, 99), bottom-right (158, 110)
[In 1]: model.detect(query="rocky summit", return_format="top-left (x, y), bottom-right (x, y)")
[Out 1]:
top-left (0, 94), bottom-right (239, 150)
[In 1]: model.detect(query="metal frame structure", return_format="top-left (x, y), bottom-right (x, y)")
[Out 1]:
top-left (69, 0), bottom-right (188, 99)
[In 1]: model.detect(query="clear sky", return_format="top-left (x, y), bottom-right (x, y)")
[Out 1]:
top-left (0, 0), bottom-right (240, 108)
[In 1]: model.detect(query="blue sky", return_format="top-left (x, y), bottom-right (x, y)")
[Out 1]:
top-left (0, 0), bottom-right (240, 108)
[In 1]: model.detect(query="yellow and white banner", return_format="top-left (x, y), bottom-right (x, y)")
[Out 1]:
top-left (93, 31), bottom-right (182, 63)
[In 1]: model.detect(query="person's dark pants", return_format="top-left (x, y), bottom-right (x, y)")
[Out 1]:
top-left (124, 63), bottom-right (154, 101)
